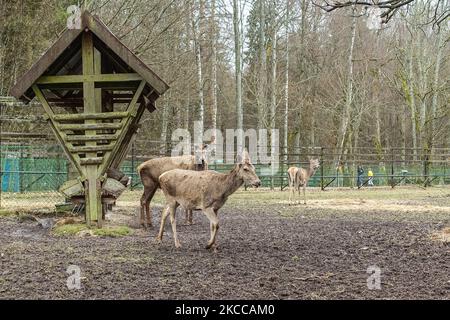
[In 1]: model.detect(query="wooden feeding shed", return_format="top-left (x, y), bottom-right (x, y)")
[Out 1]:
top-left (9, 11), bottom-right (169, 227)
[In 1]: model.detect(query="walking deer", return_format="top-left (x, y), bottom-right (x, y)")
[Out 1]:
top-left (137, 145), bottom-right (209, 229)
top-left (157, 149), bottom-right (261, 249)
top-left (288, 158), bottom-right (320, 205)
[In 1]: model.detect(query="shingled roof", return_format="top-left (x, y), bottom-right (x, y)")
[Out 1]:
top-left (9, 10), bottom-right (169, 103)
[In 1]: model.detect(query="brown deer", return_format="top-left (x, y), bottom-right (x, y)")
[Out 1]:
top-left (287, 158), bottom-right (320, 205)
top-left (157, 149), bottom-right (261, 249)
top-left (137, 145), bottom-right (209, 229)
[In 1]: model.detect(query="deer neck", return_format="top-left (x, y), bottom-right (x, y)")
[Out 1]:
top-left (221, 165), bottom-right (244, 198)
top-left (307, 165), bottom-right (317, 179)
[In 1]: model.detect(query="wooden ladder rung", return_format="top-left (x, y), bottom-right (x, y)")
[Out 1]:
top-left (69, 144), bottom-right (114, 153)
top-left (58, 122), bottom-right (123, 131)
top-left (66, 134), bottom-right (119, 142)
top-left (80, 157), bottom-right (103, 165)
top-left (54, 112), bottom-right (129, 121)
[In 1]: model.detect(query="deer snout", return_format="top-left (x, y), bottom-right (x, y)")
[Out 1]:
top-left (252, 180), bottom-right (261, 188)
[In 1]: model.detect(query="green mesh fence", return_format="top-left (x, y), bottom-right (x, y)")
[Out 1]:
top-left (1, 143), bottom-right (449, 209)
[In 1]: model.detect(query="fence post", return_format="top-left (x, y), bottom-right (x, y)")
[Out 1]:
top-left (280, 152), bottom-right (284, 191)
top-left (131, 142), bottom-right (135, 191)
top-left (423, 152), bottom-right (429, 187)
top-left (19, 144), bottom-right (24, 193)
top-left (320, 147), bottom-right (324, 191)
top-left (390, 148), bottom-right (395, 188)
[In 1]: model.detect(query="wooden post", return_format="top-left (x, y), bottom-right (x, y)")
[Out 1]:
top-left (131, 143), bottom-right (135, 191)
top-left (82, 31), bottom-right (101, 226)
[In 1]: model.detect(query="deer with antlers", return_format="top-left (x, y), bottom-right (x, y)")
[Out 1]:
top-left (287, 158), bottom-right (320, 205)
top-left (157, 149), bottom-right (261, 249)
top-left (137, 144), bottom-right (211, 229)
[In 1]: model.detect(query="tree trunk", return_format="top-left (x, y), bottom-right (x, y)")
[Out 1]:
top-left (193, 0), bottom-right (204, 139)
top-left (210, 0), bottom-right (218, 140)
top-left (270, 29), bottom-right (277, 132)
top-left (283, 0), bottom-right (290, 162)
top-left (160, 93), bottom-right (170, 155)
top-left (233, 0), bottom-right (243, 146)
top-left (257, 0), bottom-right (267, 130)
top-left (336, 6), bottom-right (357, 162)
top-left (428, 23), bottom-right (444, 154)
top-left (407, 38), bottom-right (418, 160)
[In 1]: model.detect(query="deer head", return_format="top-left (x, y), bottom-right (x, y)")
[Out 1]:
top-left (236, 149), bottom-right (261, 187)
top-left (309, 158), bottom-right (320, 170)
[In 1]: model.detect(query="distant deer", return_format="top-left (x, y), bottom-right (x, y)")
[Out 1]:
top-left (287, 158), bottom-right (320, 205)
top-left (157, 149), bottom-right (261, 249)
top-left (137, 144), bottom-right (210, 229)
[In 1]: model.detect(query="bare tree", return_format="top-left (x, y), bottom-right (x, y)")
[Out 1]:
top-left (283, 0), bottom-right (290, 161)
top-left (336, 5), bottom-right (357, 161)
top-left (313, 0), bottom-right (449, 25)
top-left (233, 0), bottom-right (244, 140)
top-left (257, 0), bottom-right (268, 130)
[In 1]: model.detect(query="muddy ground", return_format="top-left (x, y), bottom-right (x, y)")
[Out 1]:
top-left (0, 187), bottom-right (449, 299)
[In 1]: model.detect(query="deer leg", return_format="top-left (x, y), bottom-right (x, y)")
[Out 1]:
top-left (169, 204), bottom-right (181, 248)
top-left (145, 187), bottom-right (157, 228)
top-left (203, 208), bottom-right (219, 249)
top-left (289, 183), bottom-right (293, 205)
top-left (290, 180), bottom-right (296, 205)
top-left (140, 188), bottom-right (151, 229)
top-left (185, 209), bottom-right (193, 225)
top-left (297, 185), bottom-right (301, 204)
top-left (156, 205), bottom-right (171, 243)
top-left (303, 185), bottom-right (306, 205)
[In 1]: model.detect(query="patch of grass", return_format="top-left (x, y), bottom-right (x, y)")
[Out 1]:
top-left (0, 209), bottom-right (17, 217)
top-left (53, 223), bottom-right (88, 236)
top-left (92, 226), bottom-right (132, 237)
top-left (52, 223), bottom-right (132, 237)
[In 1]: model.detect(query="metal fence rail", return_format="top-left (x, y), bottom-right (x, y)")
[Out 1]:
top-left (1, 142), bottom-right (449, 209)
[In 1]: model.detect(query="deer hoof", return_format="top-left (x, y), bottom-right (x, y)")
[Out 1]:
top-left (175, 242), bottom-right (182, 249)
top-left (155, 236), bottom-right (162, 244)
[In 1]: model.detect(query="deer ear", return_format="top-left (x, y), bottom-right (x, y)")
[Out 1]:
top-left (235, 151), bottom-right (242, 164)
top-left (242, 148), bottom-right (251, 164)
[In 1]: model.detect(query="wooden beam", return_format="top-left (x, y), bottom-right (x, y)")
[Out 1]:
top-left (31, 85), bottom-right (55, 118)
top-left (80, 157), bottom-right (103, 165)
top-left (9, 29), bottom-right (83, 100)
top-left (31, 85), bottom-right (85, 178)
top-left (84, 13), bottom-right (169, 95)
top-left (82, 31), bottom-right (100, 225)
top-left (36, 73), bottom-right (142, 84)
top-left (66, 134), bottom-right (119, 142)
top-left (69, 144), bottom-right (114, 153)
top-left (58, 122), bottom-right (123, 131)
top-left (54, 111), bottom-right (128, 121)
top-left (99, 80), bottom-right (146, 175)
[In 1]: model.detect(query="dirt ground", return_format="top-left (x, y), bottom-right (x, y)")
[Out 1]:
top-left (0, 186), bottom-right (449, 299)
